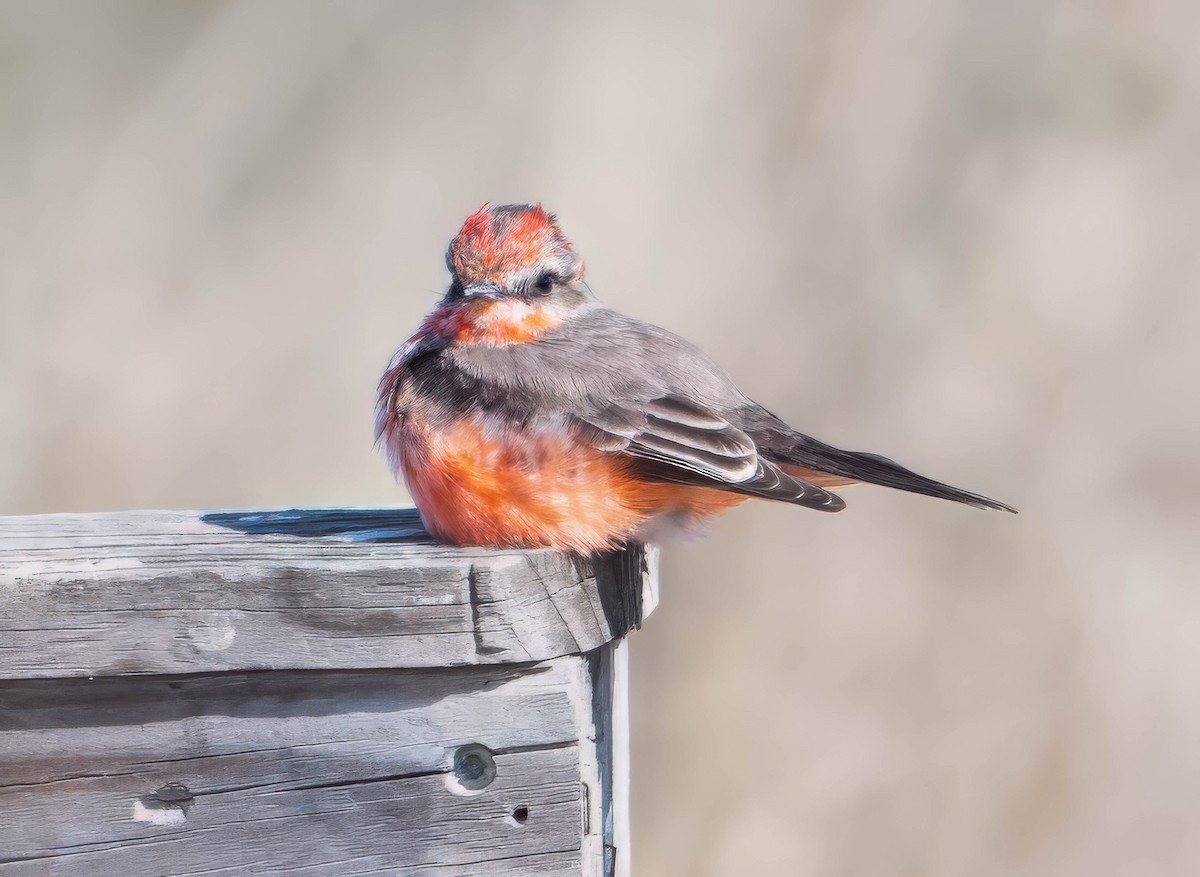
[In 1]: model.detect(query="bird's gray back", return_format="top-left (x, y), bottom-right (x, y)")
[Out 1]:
top-left (445, 307), bottom-right (751, 416)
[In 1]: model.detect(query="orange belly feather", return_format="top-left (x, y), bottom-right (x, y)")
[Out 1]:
top-left (396, 412), bottom-right (744, 552)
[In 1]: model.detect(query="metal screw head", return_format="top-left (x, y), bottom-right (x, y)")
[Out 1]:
top-left (450, 744), bottom-right (496, 793)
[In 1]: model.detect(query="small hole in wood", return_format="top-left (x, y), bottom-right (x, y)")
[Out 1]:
top-left (511, 806), bottom-right (529, 824)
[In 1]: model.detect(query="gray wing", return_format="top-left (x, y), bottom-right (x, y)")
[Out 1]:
top-left (573, 394), bottom-right (846, 512)
top-left (448, 305), bottom-right (1010, 513)
top-left (447, 306), bottom-right (845, 509)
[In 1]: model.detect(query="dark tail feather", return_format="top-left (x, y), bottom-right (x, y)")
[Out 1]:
top-left (777, 441), bottom-right (1017, 513)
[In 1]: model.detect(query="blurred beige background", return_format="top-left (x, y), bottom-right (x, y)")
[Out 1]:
top-left (3, 1), bottom-right (1198, 874)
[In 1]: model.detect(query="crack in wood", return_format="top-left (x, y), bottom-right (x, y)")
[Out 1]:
top-left (246, 767), bottom-right (450, 797)
top-left (0, 770), bottom-right (137, 791)
top-left (525, 556), bottom-right (585, 655)
top-left (466, 564), bottom-right (504, 657)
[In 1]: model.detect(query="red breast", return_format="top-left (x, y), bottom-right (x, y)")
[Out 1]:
top-left (394, 408), bottom-right (745, 552)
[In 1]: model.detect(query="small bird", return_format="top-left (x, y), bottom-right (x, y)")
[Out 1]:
top-left (376, 204), bottom-right (1015, 552)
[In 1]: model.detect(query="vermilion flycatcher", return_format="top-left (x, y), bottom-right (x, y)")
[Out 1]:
top-left (376, 204), bottom-right (1015, 552)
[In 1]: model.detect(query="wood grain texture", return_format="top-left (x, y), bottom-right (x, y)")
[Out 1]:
top-left (0, 508), bottom-right (659, 678)
top-left (0, 508), bottom-right (643, 874)
top-left (0, 657), bottom-right (612, 876)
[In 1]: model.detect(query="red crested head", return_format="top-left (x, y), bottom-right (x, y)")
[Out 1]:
top-left (446, 203), bottom-right (583, 286)
top-left (426, 203), bottom-right (596, 347)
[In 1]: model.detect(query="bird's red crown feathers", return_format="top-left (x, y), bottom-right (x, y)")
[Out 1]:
top-left (448, 203), bottom-right (574, 281)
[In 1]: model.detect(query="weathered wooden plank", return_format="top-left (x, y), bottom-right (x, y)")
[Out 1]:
top-left (0, 508), bottom-right (658, 678)
top-left (1, 751), bottom-right (582, 874)
top-left (0, 665), bottom-right (580, 788)
top-left (0, 657), bottom-right (605, 875)
top-left (1, 850), bottom-right (586, 877)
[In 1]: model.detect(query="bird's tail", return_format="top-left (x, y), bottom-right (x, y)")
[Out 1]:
top-left (777, 439), bottom-right (1017, 513)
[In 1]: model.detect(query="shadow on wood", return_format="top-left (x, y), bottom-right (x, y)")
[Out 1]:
top-left (201, 506), bottom-right (428, 541)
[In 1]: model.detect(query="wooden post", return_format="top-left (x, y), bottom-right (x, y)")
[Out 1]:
top-left (0, 508), bottom-right (657, 876)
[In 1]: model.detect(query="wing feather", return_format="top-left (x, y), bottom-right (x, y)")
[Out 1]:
top-left (575, 394), bottom-right (845, 512)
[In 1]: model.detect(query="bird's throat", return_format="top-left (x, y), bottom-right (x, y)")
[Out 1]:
top-left (424, 299), bottom-right (567, 347)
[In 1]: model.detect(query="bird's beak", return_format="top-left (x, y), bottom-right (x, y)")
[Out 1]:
top-left (461, 282), bottom-right (501, 301)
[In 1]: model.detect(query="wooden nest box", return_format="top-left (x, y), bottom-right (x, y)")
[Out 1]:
top-left (0, 508), bottom-right (658, 876)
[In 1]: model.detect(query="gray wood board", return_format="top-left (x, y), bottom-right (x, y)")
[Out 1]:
top-left (0, 508), bottom-right (658, 678)
top-left (0, 656), bottom-right (607, 875)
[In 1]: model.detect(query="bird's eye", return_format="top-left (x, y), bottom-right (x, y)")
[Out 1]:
top-left (532, 272), bottom-right (555, 294)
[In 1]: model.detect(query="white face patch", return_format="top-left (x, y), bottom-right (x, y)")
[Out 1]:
top-left (467, 298), bottom-right (571, 345)
top-left (477, 299), bottom-right (540, 327)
